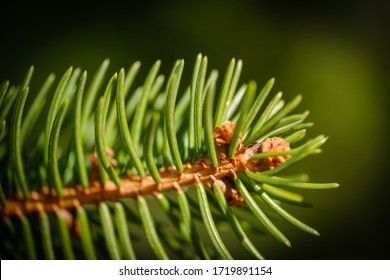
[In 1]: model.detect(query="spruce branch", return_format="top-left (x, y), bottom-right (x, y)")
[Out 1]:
top-left (0, 54), bottom-right (338, 260)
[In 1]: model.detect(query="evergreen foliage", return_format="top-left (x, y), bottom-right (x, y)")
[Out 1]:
top-left (0, 54), bottom-right (338, 259)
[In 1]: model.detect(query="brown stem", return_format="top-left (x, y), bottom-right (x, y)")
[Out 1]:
top-left (1, 158), bottom-right (239, 217)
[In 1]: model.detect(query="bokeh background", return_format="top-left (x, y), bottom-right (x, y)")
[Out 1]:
top-left (1, 0), bottom-right (389, 259)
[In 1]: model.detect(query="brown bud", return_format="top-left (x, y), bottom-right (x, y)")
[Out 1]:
top-left (213, 120), bottom-right (237, 145)
top-left (214, 176), bottom-right (245, 206)
top-left (260, 137), bottom-right (291, 169)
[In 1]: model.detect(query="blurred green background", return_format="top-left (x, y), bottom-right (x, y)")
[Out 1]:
top-left (1, 0), bottom-right (389, 259)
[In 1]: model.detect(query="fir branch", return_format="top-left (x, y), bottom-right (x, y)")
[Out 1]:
top-left (0, 54), bottom-right (338, 260)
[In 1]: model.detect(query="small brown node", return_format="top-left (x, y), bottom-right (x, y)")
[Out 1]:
top-left (89, 148), bottom-right (119, 167)
top-left (213, 120), bottom-right (243, 166)
top-left (213, 120), bottom-right (237, 145)
top-left (260, 137), bottom-right (291, 169)
top-left (57, 208), bottom-right (74, 229)
top-left (214, 176), bottom-right (244, 206)
top-left (30, 191), bottom-right (40, 201)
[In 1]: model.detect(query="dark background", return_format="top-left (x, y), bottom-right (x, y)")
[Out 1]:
top-left (1, 0), bottom-right (389, 259)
